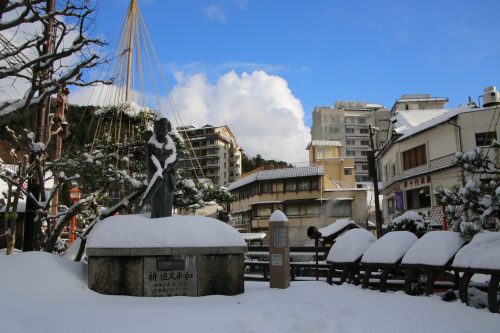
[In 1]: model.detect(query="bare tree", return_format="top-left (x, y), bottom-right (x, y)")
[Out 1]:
top-left (0, 0), bottom-right (109, 251)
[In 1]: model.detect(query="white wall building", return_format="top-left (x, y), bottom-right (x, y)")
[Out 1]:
top-left (378, 103), bottom-right (499, 226)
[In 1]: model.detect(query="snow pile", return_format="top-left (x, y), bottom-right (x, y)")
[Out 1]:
top-left (319, 218), bottom-right (358, 237)
top-left (361, 231), bottom-right (418, 264)
top-left (327, 229), bottom-right (376, 263)
top-left (402, 231), bottom-right (465, 266)
top-left (453, 231), bottom-right (500, 270)
top-left (87, 214), bottom-right (246, 248)
top-left (1, 252), bottom-right (500, 332)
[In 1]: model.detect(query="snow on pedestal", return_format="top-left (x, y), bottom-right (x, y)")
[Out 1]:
top-left (361, 231), bottom-right (418, 265)
top-left (326, 229), bottom-right (376, 263)
top-left (87, 214), bottom-right (246, 248)
top-left (453, 231), bottom-right (500, 271)
top-left (86, 214), bottom-right (247, 297)
top-left (402, 231), bottom-right (465, 267)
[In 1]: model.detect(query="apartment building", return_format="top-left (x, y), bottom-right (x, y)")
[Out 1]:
top-left (311, 101), bottom-right (391, 185)
top-left (378, 103), bottom-right (499, 225)
top-left (177, 125), bottom-right (243, 187)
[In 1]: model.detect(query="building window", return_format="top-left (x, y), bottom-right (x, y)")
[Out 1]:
top-left (347, 150), bottom-right (355, 156)
top-left (360, 150), bottom-right (368, 156)
top-left (359, 128), bottom-right (369, 134)
top-left (402, 144), bottom-right (427, 170)
top-left (405, 186), bottom-right (431, 209)
top-left (387, 196), bottom-right (395, 215)
top-left (316, 148), bottom-right (325, 158)
top-left (360, 139), bottom-right (370, 146)
top-left (285, 205), bottom-right (300, 216)
top-left (346, 139), bottom-right (355, 146)
top-left (357, 118), bottom-right (367, 124)
top-left (361, 165), bottom-right (368, 171)
top-left (391, 164), bottom-right (396, 177)
top-left (255, 205), bottom-right (272, 217)
top-left (285, 181), bottom-right (297, 192)
top-left (261, 182), bottom-right (273, 193)
top-left (305, 204), bottom-right (320, 215)
top-left (327, 200), bottom-right (352, 217)
top-left (345, 128), bottom-right (355, 134)
top-left (344, 168), bottom-right (353, 175)
top-left (298, 179), bottom-right (311, 191)
top-left (475, 131), bottom-right (497, 146)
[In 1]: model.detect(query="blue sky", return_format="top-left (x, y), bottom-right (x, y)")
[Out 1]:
top-left (82, 0), bottom-right (500, 162)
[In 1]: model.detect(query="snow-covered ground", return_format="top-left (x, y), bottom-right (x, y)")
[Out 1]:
top-left (1, 252), bottom-right (499, 333)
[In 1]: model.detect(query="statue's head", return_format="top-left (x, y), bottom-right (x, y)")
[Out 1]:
top-left (154, 117), bottom-right (171, 137)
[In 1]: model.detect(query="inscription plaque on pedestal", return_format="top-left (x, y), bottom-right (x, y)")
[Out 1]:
top-left (273, 226), bottom-right (288, 248)
top-left (271, 253), bottom-right (283, 266)
top-left (143, 255), bottom-right (197, 296)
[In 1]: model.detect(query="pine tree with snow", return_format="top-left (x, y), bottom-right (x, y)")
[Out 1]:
top-left (435, 140), bottom-right (499, 239)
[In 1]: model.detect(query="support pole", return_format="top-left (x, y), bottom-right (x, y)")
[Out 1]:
top-left (368, 125), bottom-right (383, 238)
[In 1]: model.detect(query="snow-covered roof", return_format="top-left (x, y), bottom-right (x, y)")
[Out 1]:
top-left (318, 219), bottom-right (358, 238)
top-left (453, 231), bottom-right (500, 271)
top-left (86, 214), bottom-right (246, 248)
top-left (326, 229), bottom-right (376, 263)
top-left (401, 231), bottom-right (465, 267)
top-left (306, 140), bottom-right (343, 149)
top-left (228, 165), bottom-right (324, 190)
top-left (393, 106), bottom-right (471, 142)
top-left (361, 231), bottom-right (418, 265)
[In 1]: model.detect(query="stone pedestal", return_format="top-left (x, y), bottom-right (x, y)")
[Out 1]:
top-left (269, 210), bottom-right (290, 289)
top-left (87, 246), bottom-right (246, 297)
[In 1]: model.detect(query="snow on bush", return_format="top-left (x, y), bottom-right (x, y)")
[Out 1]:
top-left (387, 210), bottom-right (428, 237)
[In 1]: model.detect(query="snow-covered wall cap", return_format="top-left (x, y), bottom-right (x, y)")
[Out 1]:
top-left (453, 231), bottom-right (500, 271)
top-left (326, 229), bottom-right (376, 263)
top-left (361, 231), bottom-right (418, 264)
top-left (401, 231), bottom-right (465, 267)
top-left (87, 214), bottom-right (246, 248)
top-left (269, 210), bottom-right (288, 222)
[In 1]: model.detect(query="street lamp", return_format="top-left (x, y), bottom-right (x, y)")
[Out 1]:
top-left (68, 186), bottom-right (81, 244)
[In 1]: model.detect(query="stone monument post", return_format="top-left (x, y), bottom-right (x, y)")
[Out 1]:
top-left (268, 210), bottom-right (290, 289)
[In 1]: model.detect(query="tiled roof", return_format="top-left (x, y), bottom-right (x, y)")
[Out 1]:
top-left (228, 165), bottom-right (324, 190)
top-left (306, 140), bottom-right (342, 150)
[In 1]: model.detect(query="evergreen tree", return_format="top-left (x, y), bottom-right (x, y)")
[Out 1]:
top-left (435, 140), bottom-right (500, 239)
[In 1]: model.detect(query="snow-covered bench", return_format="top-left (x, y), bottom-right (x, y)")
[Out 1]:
top-left (401, 231), bottom-right (465, 295)
top-left (326, 229), bottom-right (376, 285)
top-left (452, 231), bottom-right (500, 313)
top-left (360, 231), bottom-right (418, 291)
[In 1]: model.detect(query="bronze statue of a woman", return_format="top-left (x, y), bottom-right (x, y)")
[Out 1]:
top-left (139, 117), bottom-right (177, 218)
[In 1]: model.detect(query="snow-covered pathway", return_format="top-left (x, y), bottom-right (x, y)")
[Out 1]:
top-left (0, 252), bottom-right (499, 333)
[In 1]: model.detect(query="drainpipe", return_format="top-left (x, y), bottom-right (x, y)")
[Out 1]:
top-left (446, 117), bottom-right (466, 187)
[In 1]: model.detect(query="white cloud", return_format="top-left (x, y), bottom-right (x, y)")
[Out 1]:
top-left (164, 71), bottom-right (310, 164)
top-left (202, 0), bottom-right (248, 23)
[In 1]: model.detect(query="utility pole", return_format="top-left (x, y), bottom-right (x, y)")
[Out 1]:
top-left (23, 0), bottom-right (55, 251)
top-left (368, 124), bottom-right (383, 238)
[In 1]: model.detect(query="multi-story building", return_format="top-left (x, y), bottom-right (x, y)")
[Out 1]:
top-left (228, 141), bottom-right (367, 246)
top-left (311, 101), bottom-right (391, 186)
top-left (177, 125), bottom-right (243, 187)
top-left (378, 100), bottom-right (499, 226)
